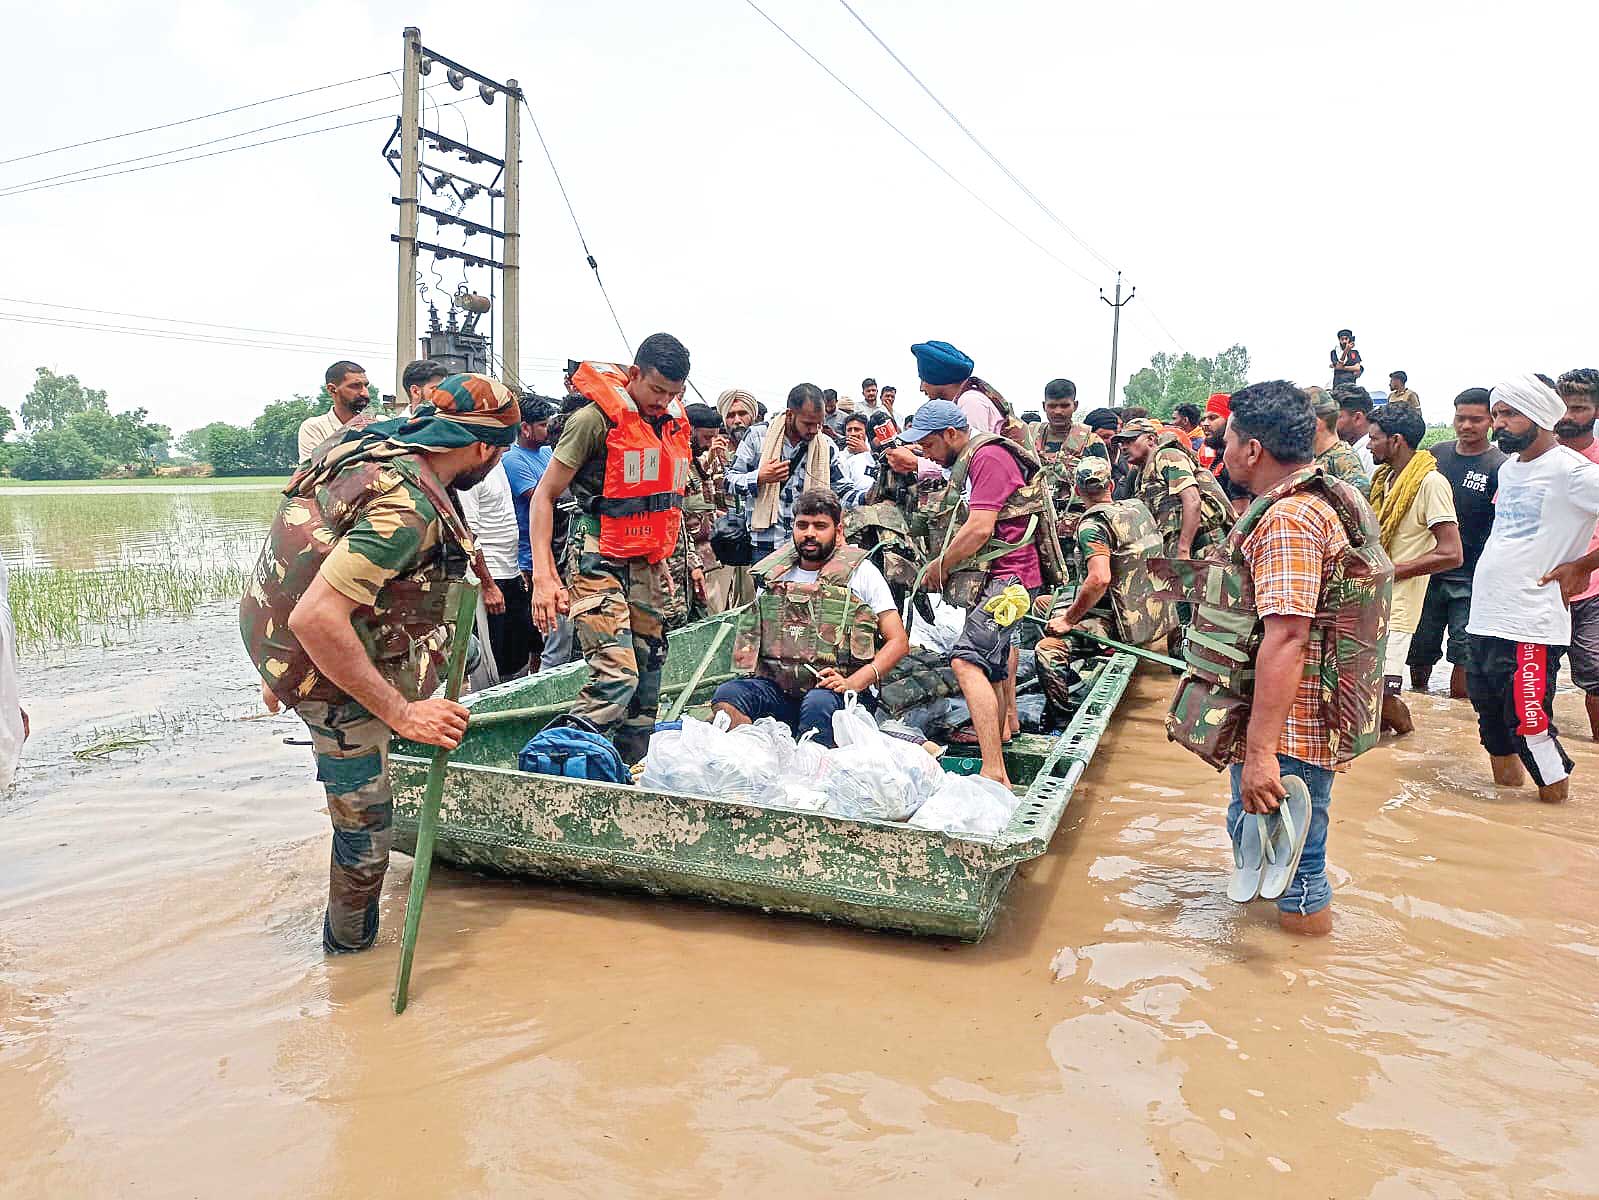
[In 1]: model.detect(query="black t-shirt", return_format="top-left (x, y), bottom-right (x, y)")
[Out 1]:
top-left (1430, 440), bottom-right (1506, 581)
top-left (1332, 347), bottom-right (1362, 386)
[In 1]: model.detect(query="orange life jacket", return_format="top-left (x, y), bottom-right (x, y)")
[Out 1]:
top-left (571, 361), bottom-right (693, 564)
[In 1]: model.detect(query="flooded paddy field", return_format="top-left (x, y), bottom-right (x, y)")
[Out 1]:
top-left (2, 486), bottom-right (1596, 1198)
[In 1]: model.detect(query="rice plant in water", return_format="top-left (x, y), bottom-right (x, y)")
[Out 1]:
top-left (10, 563), bottom-right (249, 648)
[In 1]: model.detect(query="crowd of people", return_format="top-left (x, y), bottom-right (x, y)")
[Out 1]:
top-left (234, 333), bottom-right (1599, 954)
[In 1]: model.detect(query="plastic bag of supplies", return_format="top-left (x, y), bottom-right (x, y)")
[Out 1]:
top-left (822, 693), bottom-right (944, 821)
top-left (909, 773), bottom-right (1020, 837)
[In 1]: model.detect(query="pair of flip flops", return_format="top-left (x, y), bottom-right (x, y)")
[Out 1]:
top-left (1228, 776), bottom-right (1312, 903)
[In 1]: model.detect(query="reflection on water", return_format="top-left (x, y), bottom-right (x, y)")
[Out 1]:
top-left (2, 645), bottom-right (1595, 1196)
top-left (1, 488), bottom-right (281, 648)
top-left (0, 487), bottom-right (280, 572)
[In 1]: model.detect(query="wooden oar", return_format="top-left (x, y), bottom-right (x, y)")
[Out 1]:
top-left (663, 619), bottom-right (737, 723)
top-left (392, 580), bottom-right (479, 1016)
top-left (465, 671), bottom-right (741, 730)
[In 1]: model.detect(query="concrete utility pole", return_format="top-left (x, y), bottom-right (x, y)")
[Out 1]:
top-left (394, 26), bottom-right (423, 401)
top-left (1100, 271), bottom-right (1136, 408)
top-left (501, 78), bottom-right (521, 392)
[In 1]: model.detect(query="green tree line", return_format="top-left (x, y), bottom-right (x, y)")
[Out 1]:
top-left (1, 366), bottom-right (324, 479)
top-left (1122, 345), bottom-right (1251, 418)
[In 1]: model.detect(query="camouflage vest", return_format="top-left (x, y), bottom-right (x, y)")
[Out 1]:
top-left (1136, 433), bottom-right (1234, 550)
top-left (875, 645), bottom-right (959, 716)
top-left (1032, 423), bottom-right (1093, 498)
top-left (924, 433), bottom-right (1068, 607)
top-left (734, 544), bottom-right (879, 696)
top-left (239, 446), bottom-right (473, 707)
top-left (1160, 466), bottom-right (1392, 769)
top-left (844, 500), bottom-right (925, 594)
top-left (682, 453), bottom-right (723, 565)
top-left (1077, 498), bottom-right (1175, 646)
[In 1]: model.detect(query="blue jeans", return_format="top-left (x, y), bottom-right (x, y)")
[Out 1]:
top-left (1227, 755), bottom-right (1335, 915)
top-left (711, 676), bottom-right (870, 748)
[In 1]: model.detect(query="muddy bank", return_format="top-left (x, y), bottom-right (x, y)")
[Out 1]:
top-left (3, 615), bottom-right (1596, 1198)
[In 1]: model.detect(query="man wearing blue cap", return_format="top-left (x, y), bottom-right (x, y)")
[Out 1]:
top-left (893, 399), bottom-right (1054, 787)
top-left (911, 340), bottom-right (1024, 442)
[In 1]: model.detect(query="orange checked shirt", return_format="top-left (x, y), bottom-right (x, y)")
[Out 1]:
top-left (1239, 490), bottom-right (1352, 769)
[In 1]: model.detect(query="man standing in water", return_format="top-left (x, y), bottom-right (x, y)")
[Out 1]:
top-left (241, 373), bottom-right (518, 953)
top-left (297, 360), bottom-right (374, 461)
top-left (1465, 375), bottom-right (1599, 801)
top-left (1408, 389), bottom-right (1505, 699)
top-left (1552, 369), bottom-right (1599, 741)
top-left (530, 335), bottom-right (697, 765)
top-left (1169, 380), bottom-right (1391, 935)
top-left (1366, 402), bottom-right (1461, 735)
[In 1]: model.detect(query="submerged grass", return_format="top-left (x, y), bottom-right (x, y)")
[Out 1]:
top-left (11, 563), bottom-right (249, 648)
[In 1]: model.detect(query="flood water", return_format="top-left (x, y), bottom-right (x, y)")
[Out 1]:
top-left (3, 491), bottom-right (1598, 1198)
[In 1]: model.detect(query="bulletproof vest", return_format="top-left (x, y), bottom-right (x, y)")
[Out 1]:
top-left (844, 500), bottom-right (925, 593)
top-left (240, 446), bottom-right (473, 707)
top-left (924, 433), bottom-right (1068, 607)
top-left (875, 645), bottom-right (959, 717)
top-left (1077, 498), bottom-right (1175, 647)
top-left (1135, 433), bottom-right (1234, 550)
top-left (733, 544), bottom-right (879, 696)
top-left (1032, 423), bottom-right (1093, 505)
top-left (1158, 466), bottom-right (1393, 769)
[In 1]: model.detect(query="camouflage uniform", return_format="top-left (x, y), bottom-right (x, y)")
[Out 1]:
top-left (1314, 439), bottom-right (1372, 496)
top-left (1127, 431), bottom-right (1233, 556)
top-left (239, 441), bottom-right (473, 953)
top-left (684, 448), bottom-right (732, 614)
top-left (554, 402), bottom-right (689, 763)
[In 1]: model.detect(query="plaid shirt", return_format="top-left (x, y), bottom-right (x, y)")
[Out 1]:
top-left (1240, 491), bottom-right (1351, 769)
top-left (727, 421), bottom-right (860, 549)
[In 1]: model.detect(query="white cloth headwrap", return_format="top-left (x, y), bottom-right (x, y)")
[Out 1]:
top-left (1490, 374), bottom-right (1564, 430)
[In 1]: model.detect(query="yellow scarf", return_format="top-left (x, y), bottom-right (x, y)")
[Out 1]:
top-left (1368, 448), bottom-right (1437, 550)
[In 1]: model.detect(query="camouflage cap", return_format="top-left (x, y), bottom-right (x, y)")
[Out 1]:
top-left (1075, 456), bottom-right (1112, 489)
top-left (1111, 417), bottom-right (1162, 440)
top-left (361, 373), bottom-right (520, 452)
top-left (1310, 388), bottom-right (1340, 418)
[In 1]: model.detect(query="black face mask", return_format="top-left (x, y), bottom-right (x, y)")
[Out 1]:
top-left (1554, 417), bottom-right (1597, 440)
top-left (1494, 427), bottom-right (1537, 454)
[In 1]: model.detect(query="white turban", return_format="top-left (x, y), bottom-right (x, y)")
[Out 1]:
top-left (1490, 374), bottom-right (1564, 430)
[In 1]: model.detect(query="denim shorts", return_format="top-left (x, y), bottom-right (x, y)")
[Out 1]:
top-left (950, 574), bottom-right (1038, 682)
top-left (1227, 755), bottom-right (1335, 915)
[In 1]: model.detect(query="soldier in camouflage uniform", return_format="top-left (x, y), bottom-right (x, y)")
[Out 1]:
top-left (1112, 417), bottom-right (1233, 558)
top-left (240, 373), bottom-right (519, 953)
top-left (530, 335), bottom-right (696, 765)
top-left (1308, 388), bottom-right (1372, 495)
top-left (1034, 457), bottom-right (1175, 718)
top-left (683, 402), bottom-right (737, 614)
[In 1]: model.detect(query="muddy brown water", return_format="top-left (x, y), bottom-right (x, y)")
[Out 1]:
top-left (3, 607), bottom-right (1597, 1198)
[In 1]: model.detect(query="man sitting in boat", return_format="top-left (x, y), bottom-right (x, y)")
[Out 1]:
top-left (712, 490), bottom-right (910, 747)
top-left (1033, 456), bottom-right (1174, 721)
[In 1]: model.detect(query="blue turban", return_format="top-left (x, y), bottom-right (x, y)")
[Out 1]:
top-left (911, 340), bottom-right (974, 386)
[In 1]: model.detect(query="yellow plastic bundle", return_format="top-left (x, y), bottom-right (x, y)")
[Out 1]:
top-left (982, 583), bottom-right (1031, 628)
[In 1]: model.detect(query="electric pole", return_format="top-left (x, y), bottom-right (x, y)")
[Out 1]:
top-left (1100, 271), bottom-right (1135, 409)
top-left (384, 30), bottom-right (522, 389)
top-left (394, 26), bottom-right (423, 402)
top-left (502, 78), bottom-right (520, 392)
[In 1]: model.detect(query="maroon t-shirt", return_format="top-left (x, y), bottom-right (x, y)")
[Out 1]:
top-left (965, 443), bottom-right (1043, 588)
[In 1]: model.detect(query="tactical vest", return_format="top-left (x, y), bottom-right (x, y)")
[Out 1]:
top-left (1031, 422), bottom-right (1093, 489)
top-left (239, 447), bottom-right (474, 707)
top-left (924, 433), bottom-right (1068, 607)
top-left (1076, 498), bottom-right (1175, 646)
top-left (734, 544), bottom-right (879, 696)
top-left (571, 361), bottom-right (693, 564)
top-left (844, 500), bottom-right (924, 593)
top-left (1161, 466), bottom-right (1392, 769)
top-left (1135, 433), bottom-right (1234, 550)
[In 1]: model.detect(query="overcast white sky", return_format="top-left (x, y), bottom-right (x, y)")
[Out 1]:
top-left (3, 0), bottom-right (1594, 438)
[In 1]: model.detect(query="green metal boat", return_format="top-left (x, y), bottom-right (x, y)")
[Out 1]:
top-left (390, 611), bottom-right (1135, 940)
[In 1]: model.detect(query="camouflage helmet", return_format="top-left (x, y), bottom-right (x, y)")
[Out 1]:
top-left (1111, 417), bottom-right (1163, 441)
top-left (1075, 456), bottom-right (1112, 491)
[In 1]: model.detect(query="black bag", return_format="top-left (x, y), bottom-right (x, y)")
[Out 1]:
top-left (710, 497), bottom-right (754, 566)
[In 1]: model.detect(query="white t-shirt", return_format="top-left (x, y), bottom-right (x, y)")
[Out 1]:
top-left (775, 558), bottom-right (896, 615)
top-left (296, 410), bottom-right (346, 461)
top-left (1468, 445), bottom-right (1599, 645)
top-left (841, 449), bottom-right (877, 493)
top-left (456, 461), bottom-right (521, 580)
top-left (1350, 433), bottom-right (1375, 478)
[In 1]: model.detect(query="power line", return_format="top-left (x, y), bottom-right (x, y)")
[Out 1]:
top-left (0, 312), bottom-right (350, 356)
top-left (519, 94), bottom-right (633, 356)
top-left (739, 0), bottom-right (1100, 287)
top-left (0, 297), bottom-right (390, 349)
top-left (3, 84), bottom-right (450, 194)
top-left (835, 0), bottom-right (1119, 276)
top-left (0, 102), bottom-right (470, 201)
top-left (0, 71), bottom-right (392, 168)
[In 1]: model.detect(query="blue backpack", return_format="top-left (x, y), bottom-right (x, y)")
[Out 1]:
top-left (517, 715), bottom-right (631, 785)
